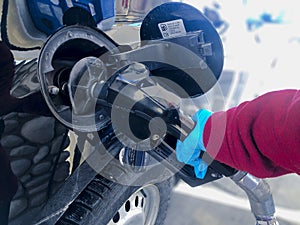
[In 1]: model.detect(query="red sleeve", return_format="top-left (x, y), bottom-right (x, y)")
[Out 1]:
top-left (204, 89), bottom-right (300, 178)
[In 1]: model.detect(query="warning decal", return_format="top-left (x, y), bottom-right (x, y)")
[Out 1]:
top-left (158, 19), bottom-right (187, 39)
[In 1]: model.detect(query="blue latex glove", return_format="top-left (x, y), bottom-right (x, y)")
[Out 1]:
top-left (176, 109), bottom-right (212, 179)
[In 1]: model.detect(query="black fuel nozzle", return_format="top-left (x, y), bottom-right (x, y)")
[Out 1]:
top-left (95, 62), bottom-right (236, 186)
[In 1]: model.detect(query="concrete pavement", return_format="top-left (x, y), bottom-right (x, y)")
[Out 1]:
top-left (165, 174), bottom-right (300, 225)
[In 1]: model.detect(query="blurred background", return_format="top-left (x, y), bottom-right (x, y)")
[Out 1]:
top-left (164, 1), bottom-right (300, 224)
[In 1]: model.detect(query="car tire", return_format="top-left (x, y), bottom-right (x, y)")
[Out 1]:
top-left (57, 172), bottom-right (174, 225)
top-left (1, 112), bottom-right (71, 223)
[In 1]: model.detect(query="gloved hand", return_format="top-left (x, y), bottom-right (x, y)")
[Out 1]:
top-left (176, 109), bottom-right (212, 179)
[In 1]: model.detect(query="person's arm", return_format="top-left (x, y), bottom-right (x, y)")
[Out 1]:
top-left (204, 89), bottom-right (300, 178)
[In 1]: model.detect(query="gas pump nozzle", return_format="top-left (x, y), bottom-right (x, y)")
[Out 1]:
top-left (92, 62), bottom-right (237, 187)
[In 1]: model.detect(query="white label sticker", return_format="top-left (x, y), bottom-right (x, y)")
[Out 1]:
top-left (158, 19), bottom-right (187, 39)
